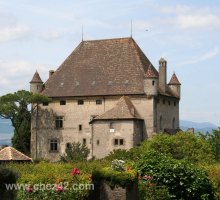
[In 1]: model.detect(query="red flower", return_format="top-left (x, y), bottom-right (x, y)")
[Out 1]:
top-left (70, 168), bottom-right (80, 175)
top-left (55, 185), bottom-right (63, 192)
top-left (26, 185), bottom-right (33, 193)
top-left (127, 166), bottom-right (132, 171)
top-left (143, 175), bottom-right (152, 180)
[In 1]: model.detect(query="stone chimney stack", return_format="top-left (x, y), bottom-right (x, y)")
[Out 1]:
top-left (159, 58), bottom-right (167, 92)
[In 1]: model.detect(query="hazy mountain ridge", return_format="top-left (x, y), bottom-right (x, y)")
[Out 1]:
top-left (180, 120), bottom-right (218, 134)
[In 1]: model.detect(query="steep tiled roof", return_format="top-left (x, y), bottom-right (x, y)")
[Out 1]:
top-left (91, 96), bottom-right (142, 121)
top-left (30, 71), bottom-right (43, 83)
top-left (168, 73), bottom-right (181, 85)
top-left (145, 65), bottom-right (158, 78)
top-left (0, 147), bottom-right (32, 161)
top-left (42, 37), bottom-right (157, 97)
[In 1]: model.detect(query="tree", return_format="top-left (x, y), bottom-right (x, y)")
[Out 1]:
top-left (0, 90), bottom-right (50, 155)
top-left (60, 142), bottom-right (90, 162)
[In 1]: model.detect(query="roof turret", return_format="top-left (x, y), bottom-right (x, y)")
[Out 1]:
top-left (30, 71), bottom-right (43, 83)
top-left (168, 73), bottom-right (181, 85)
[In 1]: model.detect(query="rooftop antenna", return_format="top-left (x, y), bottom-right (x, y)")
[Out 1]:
top-left (82, 24), bottom-right (84, 41)
top-left (130, 20), bottom-right (133, 37)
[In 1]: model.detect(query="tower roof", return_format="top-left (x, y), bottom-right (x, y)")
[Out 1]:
top-left (168, 73), bottom-right (181, 85)
top-left (0, 146), bottom-right (32, 161)
top-left (145, 65), bottom-right (158, 78)
top-left (91, 96), bottom-right (142, 122)
top-left (159, 57), bottom-right (167, 63)
top-left (30, 71), bottom-right (43, 83)
top-left (42, 37), bottom-right (157, 97)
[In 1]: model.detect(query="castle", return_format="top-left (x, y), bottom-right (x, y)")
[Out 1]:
top-left (30, 37), bottom-right (181, 161)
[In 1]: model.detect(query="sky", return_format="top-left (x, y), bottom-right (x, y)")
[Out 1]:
top-left (0, 0), bottom-right (220, 125)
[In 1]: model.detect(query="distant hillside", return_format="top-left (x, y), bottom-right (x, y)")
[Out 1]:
top-left (180, 120), bottom-right (218, 134)
top-left (0, 118), bottom-right (13, 145)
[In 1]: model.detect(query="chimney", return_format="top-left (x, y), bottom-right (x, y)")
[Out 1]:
top-left (49, 70), bottom-right (55, 78)
top-left (159, 58), bottom-right (167, 92)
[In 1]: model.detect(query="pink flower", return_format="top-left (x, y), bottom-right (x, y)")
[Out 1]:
top-left (143, 175), bottom-right (152, 180)
top-left (70, 168), bottom-right (80, 175)
top-left (55, 185), bottom-right (63, 192)
top-left (26, 186), bottom-right (33, 193)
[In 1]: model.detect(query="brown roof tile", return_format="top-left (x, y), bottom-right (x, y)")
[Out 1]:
top-left (145, 64), bottom-right (158, 78)
top-left (168, 73), bottom-right (181, 85)
top-left (42, 37), bottom-right (157, 97)
top-left (0, 147), bottom-right (32, 161)
top-left (91, 96), bottom-right (142, 121)
top-left (30, 71), bottom-right (43, 83)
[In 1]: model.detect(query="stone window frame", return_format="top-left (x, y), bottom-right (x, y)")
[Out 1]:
top-left (96, 99), bottom-right (102, 105)
top-left (113, 138), bottom-right (125, 146)
top-left (60, 100), bottom-right (66, 105)
top-left (55, 116), bottom-right (64, 129)
top-left (49, 138), bottom-right (59, 153)
top-left (78, 100), bottom-right (84, 105)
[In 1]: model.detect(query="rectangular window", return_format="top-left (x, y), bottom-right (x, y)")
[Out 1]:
top-left (110, 122), bottom-right (115, 132)
top-left (174, 102), bottom-right (176, 106)
top-left (79, 124), bottom-right (82, 131)
top-left (60, 100), bottom-right (66, 105)
top-left (50, 139), bottom-right (58, 152)
top-left (55, 116), bottom-right (64, 129)
top-left (42, 102), bottom-right (48, 106)
top-left (83, 138), bottom-right (86, 145)
top-left (163, 99), bottom-right (165, 104)
top-left (114, 139), bottom-right (124, 146)
top-left (97, 140), bottom-right (100, 145)
top-left (96, 99), bottom-right (102, 105)
top-left (78, 100), bottom-right (84, 105)
top-left (66, 143), bottom-right (71, 149)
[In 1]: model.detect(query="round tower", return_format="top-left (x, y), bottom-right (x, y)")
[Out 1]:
top-left (168, 73), bottom-right (181, 98)
top-left (30, 71), bottom-right (43, 94)
top-left (144, 65), bottom-right (158, 96)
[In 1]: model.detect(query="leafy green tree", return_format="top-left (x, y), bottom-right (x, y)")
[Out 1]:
top-left (136, 132), bottom-right (215, 164)
top-left (0, 90), bottom-right (50, 155)
top-left (136, 150), bottom-right (215, 200)
top-left (60, 142), bottom-right (90, 162)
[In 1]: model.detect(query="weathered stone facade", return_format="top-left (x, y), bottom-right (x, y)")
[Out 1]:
top-left (30, 37), bottom-right (181, 161)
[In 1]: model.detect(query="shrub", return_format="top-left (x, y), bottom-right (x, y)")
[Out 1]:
top-left (104, 149), bottom-right (132, 161)
top-left (60, 142), bottom-right (90, 162)
top-left (0, 167), bottom-right (19, 200)
top-left (137, 132), bottom-right (215, 164)
top-left (135, 150), bottom-right (215, 200)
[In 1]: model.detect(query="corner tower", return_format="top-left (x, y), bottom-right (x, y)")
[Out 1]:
top-left (168, 73), bottom-right (181, 98)
top-left (30, 71), bottom-right (43, 94)
top-left (144, 65), bottom-right (158, 96)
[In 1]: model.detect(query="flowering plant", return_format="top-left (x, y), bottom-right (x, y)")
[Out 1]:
top-left (111, 159), bottom-right (125, 172)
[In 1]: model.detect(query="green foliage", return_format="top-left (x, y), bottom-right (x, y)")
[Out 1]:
top-left (137, 132), bottom-right (215, 164)
top-left (0, 167), bottom-right (19, 200)
top-left (92, 167), bottom-right (137, 188)
top-left (206, 164), bottom-right (220, 199)
top-left (136, 150), bottom-right (215, 200)
top-left (0, 90), bottom-right (51, 155)
top-left (60, 142), bottom-right (90, 162)
top-left (105, 149), bottom-right (132, 161)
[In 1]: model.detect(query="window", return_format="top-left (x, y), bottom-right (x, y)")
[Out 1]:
top-left (55, 117), bottom-right (63, 129)
top-left (78, 100), bottom-right (84, 105)
top-left (60, 100), bottom-right (66, 105)
top-left (110, 122), bottom-right (115, 132)
top-left (96, 99), bottom-right (102, 105)
top-left (79, 124), bottom-right (82, 131)
top-left (174, 102), bottom-right (176, 106)
top-left (163, 99), bottom-right (165, 104)
top-left (97, 140), bottom-right (100, 145)
top-left (50, 139), bottom-right (58, 152)
top-left (114, 139), bottom-right (124, 146)
top-left (172, 118), bottom-right (176, 129)
top-left (83, 138), bottom-right (86, 145)
top-left (152, 81), bottom-right (155, 86)
top-left (43, 102), bottom-right (48, 106)
top-left (66, 143), bottom-right (71, 149)
top-left (159, 116), bottom-right (163, 131)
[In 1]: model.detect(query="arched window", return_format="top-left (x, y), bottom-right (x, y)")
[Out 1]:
top-left (172, 117), bottom-right (175, 129)
top-left (159, 116), bottom-right (162, 131)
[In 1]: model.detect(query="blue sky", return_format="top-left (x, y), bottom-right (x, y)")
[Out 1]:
top-left (0, 0), bottom-right (219, 125)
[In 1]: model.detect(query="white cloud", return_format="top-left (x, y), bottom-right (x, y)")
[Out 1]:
top-left (176, 14), bottom-right (220, 30)
top-left (39, 30), bottom-right (62, 41)
top-left (0, 24), bottom-right (30, 43)
top-left (180, 47), bottom-right (219, 65)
